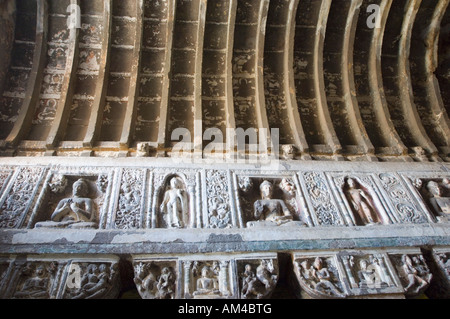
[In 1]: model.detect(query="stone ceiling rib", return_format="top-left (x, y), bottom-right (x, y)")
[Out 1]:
top-left (0, 0), bottom-right (448, 162)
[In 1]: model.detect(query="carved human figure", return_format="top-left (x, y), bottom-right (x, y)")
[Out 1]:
top-left (72, 263), bottom-right (114, 299)
top-left (156, 267), bottom-right (175, 299)
top-left (252, 180), bottom-right (293, 225)
top-left (442, 178), bottom-right (450, 193)
top-left (241, 260), bottom-right (277, 299)
top-left (35, 178), bottom-right (96, 229)
top-left (345, 178), bottom-right (380, 226)
top-left (160, 177), bottom-right (189, 228)
top-left (298, 259), bottom-right (314, 282)
top-left (136, 142), bottom-right (150, 157)
top-left (119, 182), bottom-right (140, 214)
top-left (281, 144), bottom-right (295, 160)
top-left (134, 263), bottom-right (157, 297)
top-left (357, 259), bottom-right (377, 288)
top-left (311, 257), bottom-right (343, 297)
top-left (401, 255), bottom-right (432, 294)
top-left (14, 265), bottom-right (50, 299)
top-left (280, 178), bottom-right (296, 196)
top-left (194, 266), bottom-right (220, 296)
top-left (426, 181), bottom-right (450, 221)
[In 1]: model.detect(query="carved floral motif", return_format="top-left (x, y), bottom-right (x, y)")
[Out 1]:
top-left (0, 167), bottom-right (43, 228)
top-left (379, 173), bottom-right (428, 223)
top-left (206, 170), bottom-right (232, 229)
top-left (302, 172), bottom-right (342, 226)
top-left (115, 169), bottom-right (144, 229)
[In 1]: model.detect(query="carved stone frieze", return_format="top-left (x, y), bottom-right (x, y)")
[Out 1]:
top-left (205, 170), bottom-right (232, 229)
top-left (0, 166), bottom-right (46, 229)
top-left (237, 258), bottom-right (278, 299)
top-left (293, 254), bottom-right (345, 299)
top-left (32, 170), bottom-right (112, 229)
top-left (377, 173), bottom-right (430, 224)
top-left (299, 172), bottom-right (344, 226)
top-left (329, 174), bottom-right (391, 226)
top-left (133, 260), bottom-right (177, 299)
top-left (292, 249), bottom-right (418, 299)
top-left (6, 259), bottom-right (63, 299)
top-left (389, 253), bottom-right (432, 296)
top-left (235, 173), bottom-right (307, 228)
top-left (131, 253), bottom-right (278, 299)
top-left (114, 168), bottom-right (147, 229)
top-left (0, 255), bottom-right (120, 299)
top-left (151, 169), bottom-right (200, 229)
top-left (62, 260), bottom-right (120, 299)
top-left (406, 176), bottom-right (450, 223)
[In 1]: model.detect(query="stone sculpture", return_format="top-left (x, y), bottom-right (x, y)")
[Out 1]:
top-left (160, 177), bottom-right (189, 228)
top-left (14, 264), bottom-right (53, 299)
top-left (345, 178), bottom-right (381, 226)
top-left (193, 265), bottom-right (220, 297)
top-left (426, 181), bottom-right (450, 222)
top-left (400, 255), bottom-right (432, 295)
top-left (296, 257), bottom-right (344, 298)
top-left (248, 180), bottom-right (293, 227)
top-left (35, 178), bottom-right (97, 229)
top-left (240, 259), bottom-right (278, 299)
top-left (71, 263), bottom-right (114, 299)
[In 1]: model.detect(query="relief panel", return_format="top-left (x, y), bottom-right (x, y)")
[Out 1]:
top-left (0, 166), bottom-right (46, 229)
top-left (31, 169), bottom-right (113, 229)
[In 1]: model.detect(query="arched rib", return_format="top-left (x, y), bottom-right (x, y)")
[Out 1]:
top-left (45, 0), bottom-right (80, 149)
top-left (194, 0), bottom-right (207, 157)
top-left (284, 0), bottom-right (309, 155)
top-left (119, 0), bottom-right (144, 149)
top-left (225, 0), bottom-right (238, 154)
top-left (366, 0), bottom-right (408, 156)
top-left (3, 0), bottom-right (47, 148)
top-left (342, 0), bottom-right (375, 156)
top-left (164, 0), bottom-right (206, 156)
top-left (155, 0), bottom-right (175, 152)
top-left (410, 0), bottom-right (450, 157)
top-left (314, 0), bottom-right (341, 155)
top-left (255, 0), bottom-right (271, 154)
top-left (83, 0), bottom-right (112, 148)
top-left (264, 0), bottom-right (308, 156)
top-left (383, 0), bottom-right (438, 157)
top-left (202, 0), bottom-right (238, 155)
top-left (323, 0), bottom-right (374, 158)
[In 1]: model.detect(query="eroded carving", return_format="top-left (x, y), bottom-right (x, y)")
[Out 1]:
top-left (189, 260), bottom-right (232, 298)
top-left (342, 254), bottom-right (395, 292)
top-left (302, 172), bottom-right (343, 226)
top-left (206, 170), bottom-right (232, 229)
top-left (395, 254), bottom-right (432, 295)
top-left (238, 177), bottom-right (305, 228)
top-left (64, 262), bottom-right (119, 299)
top-left (294, 256), bottom-right (345, 299)
top-left (13, 262), bottom-right (57, 299)
top-left (133, 261), bottom-right (176, 299)
top-left (160, 177), bottom-right (189, 229)
top-left (426, 180), bottom-right (450, 222)
top-left (35, 178), bottom-right (97, 229)
top-left (0, 167), bottom-right (43, 229)
top-left (115, 169), bottom-right (144, 229)
top-left (344, 178), bottom-right (382, 226)
top-left (239, 259), bottom-right (278, 299)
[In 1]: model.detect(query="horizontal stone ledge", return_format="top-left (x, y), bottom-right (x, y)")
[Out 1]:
top-left (0, 223), bottom-right (449, 255)
top-left (0, 156), bottom-right (449, 172)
